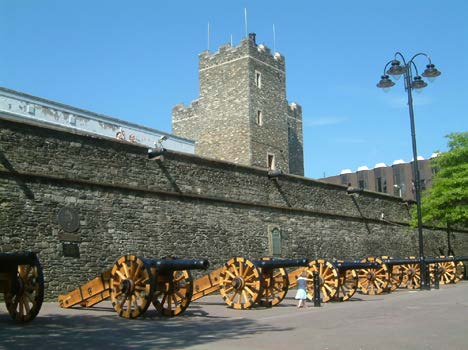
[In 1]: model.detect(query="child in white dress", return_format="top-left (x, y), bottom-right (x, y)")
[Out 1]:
top-left (295, 271), bottom-right (313, 308)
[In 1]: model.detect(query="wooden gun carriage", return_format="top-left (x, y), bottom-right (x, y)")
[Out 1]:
top-left (59, 254), bottom-right (209, 319)
top-left (295, 256), bottom-right (468, 304)
top-left (0, 252), bottom-right (44, 322)
top-left (192, 257), bottom-right (309, 309)
top-left (288, 258), bottom-right (390, 303)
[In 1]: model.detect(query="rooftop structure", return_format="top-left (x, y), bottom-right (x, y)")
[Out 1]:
top-left (0, 87), bottom-right (195, 154)
top-left (319, 156), bottom-right (439, 200)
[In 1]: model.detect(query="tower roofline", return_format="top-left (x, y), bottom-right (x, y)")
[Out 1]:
top-left (199, 35), bottom-right (285, 72)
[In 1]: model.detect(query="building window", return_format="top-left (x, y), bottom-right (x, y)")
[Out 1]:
top-left (357, 172), bottom-right (368, 189)
top-left (267, 153), bottom-right (275, 170)
top-left (268, 226), bottom-right (281, 256)
top-left (255, 70), bottom-right (262, 88)
top-left (256, 110), bottom-right (263, 126)
top-left (340, 174), bottom-right (349, 185)
top-left (376, 177), bottom-right (387, 193)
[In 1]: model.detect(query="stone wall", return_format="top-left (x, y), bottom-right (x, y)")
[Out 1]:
top-left (1, 117), bottom-right (467, 300)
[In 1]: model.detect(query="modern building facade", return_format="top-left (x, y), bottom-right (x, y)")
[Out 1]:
top-left (172, 33), bottom-right (304, 176)
top-left (319, 156), bottom-right (439, 200)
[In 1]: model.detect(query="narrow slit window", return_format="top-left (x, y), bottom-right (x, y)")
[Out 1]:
top-left (255, 70), bottom-right (262, 88)
top-left (256, 110), bottom-right (263, 126)
top-left (267, 154), bottom-right (275, 170)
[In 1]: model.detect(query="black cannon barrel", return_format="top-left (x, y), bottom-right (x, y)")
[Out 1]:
top-left (146, 258), bottom-right (210, 271)
top-left (0, 252), bottom-right (38, 269)
top-left (252, 258), bottom-right (309, 269)
top-left (334, 261), bottom-right (381, 270)
top-left (381, 258), bottom-right (420, 266)
top-left (424, 256), bottom-right (459, 264)
top-left (454, 256), bottom-right (468, 262)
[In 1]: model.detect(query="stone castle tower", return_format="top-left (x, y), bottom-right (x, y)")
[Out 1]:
top-left (172, 33), bottom-right (304, 176)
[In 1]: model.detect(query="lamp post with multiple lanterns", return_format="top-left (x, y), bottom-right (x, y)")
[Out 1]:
top-left (376, 52), bottom-right (441, 290)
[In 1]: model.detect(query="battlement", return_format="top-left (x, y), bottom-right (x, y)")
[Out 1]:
top-left (288, 102), bottom-right (303, 120)
top-left (199, 34), bottom-right (285, 72)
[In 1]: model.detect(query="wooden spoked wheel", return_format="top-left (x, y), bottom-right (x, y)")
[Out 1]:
top-left (110, 255), bottom-right (154, 319)
top-left (381, 257), bottom-right (403, 292)
top-left (454, 261), bottom-right (465, 283)
top-left (400, 257), bottom-right (420, 289)
top-left (357, 257), bottom-right (390, 295)
top-left (152, 269), bottom-right (193, 316)
top-left (256, 260), bottom-right (289, 307)
top-left (219, 257), bottom-right (263, 310)
top-left (387, 265), bottom-right (403, 291)
top-left (305, 259), bottom-right (338, 302)
top-left (429, 257), bottom-right (456, 285)
top-left (4, 260), bottom-right (44, 322)
top-left (334, 269), bottom-right (358, 301)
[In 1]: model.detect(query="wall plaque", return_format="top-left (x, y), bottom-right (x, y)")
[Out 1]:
top-left (62, 243), bottom-right (80, 258)
top-left (57, 207), bottom-right (80, 233)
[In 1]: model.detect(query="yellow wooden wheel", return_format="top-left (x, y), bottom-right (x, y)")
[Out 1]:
top-left (400, 257), bottom-right (420, 289)
top-left (152, 269), bottom-right (193, 316)
top-left (256, 258), bottom-right (289, 307)
top-left (381, 256), bottom-right (403, 291)
top-left (4, 259), bottom-right (44, 322)
top-left (305, 259), bottom-right (338, 302)
top-left (334, 268), bottom-right (358, 301)
top-left (429, 257), bottom-right (456, 285)
top-left (454, 261), bottom-right (465, 283)
top-left (219, 257), bottom-right (263, 310)
top-left (358, 257), bottom-right (390, 295)
top-left (110, 255), bottom-right (154, 319)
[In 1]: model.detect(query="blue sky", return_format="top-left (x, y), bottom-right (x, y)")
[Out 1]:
top-left (2, 0), bottom-right (467, 178)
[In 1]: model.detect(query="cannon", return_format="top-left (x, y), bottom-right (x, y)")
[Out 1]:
top-left (58, 255), bottom-right (209, 319)
top-left (0, 252), bottom-right (44, 322)
top-left (288, 259), bottom-right (339, 302)
top-left (381, 256), bottom-right (466, 289)
top-left (287, 257), bottom-right (389, 303)
top-left (329, 257), bottom-right (390, 298)
top-left (253, 257), bottom-right (309, 307)
top-left (192, 257), bottom-right (309, 309)
top-left (454, 257), bottom-right (467, 282)
top-left (426, 256), bottom-right (468, 285)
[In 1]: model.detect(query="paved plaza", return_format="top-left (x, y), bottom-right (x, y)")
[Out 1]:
top-left (1, 281), bottom-right (467, 350)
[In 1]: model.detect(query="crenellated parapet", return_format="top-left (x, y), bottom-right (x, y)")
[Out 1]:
top-left (199, 35), bottom-right (285, 72)
top-left (287, 102), bottom-right (303, 121)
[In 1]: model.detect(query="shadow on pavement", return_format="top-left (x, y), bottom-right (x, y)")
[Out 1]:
top-left (0, 304), bottom-right (293, 349)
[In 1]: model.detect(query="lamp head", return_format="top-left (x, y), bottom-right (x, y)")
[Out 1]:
top-left (376, 75), bottom-right (395, 91)
top-left (267, 169), bottom-right (284, 179)
top-left (421, 63), bottom-right (441, 82)
top-left (386, 59), bottom-right (406, 79)
top-left (148, 147), bottom-right (167, 160)
top-left (412, 76), bottom-right (428, 91)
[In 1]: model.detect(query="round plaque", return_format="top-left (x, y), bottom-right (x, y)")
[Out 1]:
top-left (57, 207), bottom-right (80, 233)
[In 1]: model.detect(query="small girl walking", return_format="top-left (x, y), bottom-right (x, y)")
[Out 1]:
top-left (295, 271), bottom-right (313, 308)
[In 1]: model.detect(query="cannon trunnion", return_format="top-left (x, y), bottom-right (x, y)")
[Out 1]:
top-left (0, 252), bottom-right (44, 322)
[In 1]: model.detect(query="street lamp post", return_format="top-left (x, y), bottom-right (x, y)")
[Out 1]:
top-left (377, 52), bottom-right (441, 291)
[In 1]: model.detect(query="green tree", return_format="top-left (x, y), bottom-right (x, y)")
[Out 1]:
top-left (414, 132), bottom-right (468, 229)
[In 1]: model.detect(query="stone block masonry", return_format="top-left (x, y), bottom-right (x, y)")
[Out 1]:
top-left (1, 116), bottom-right (467, 300)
